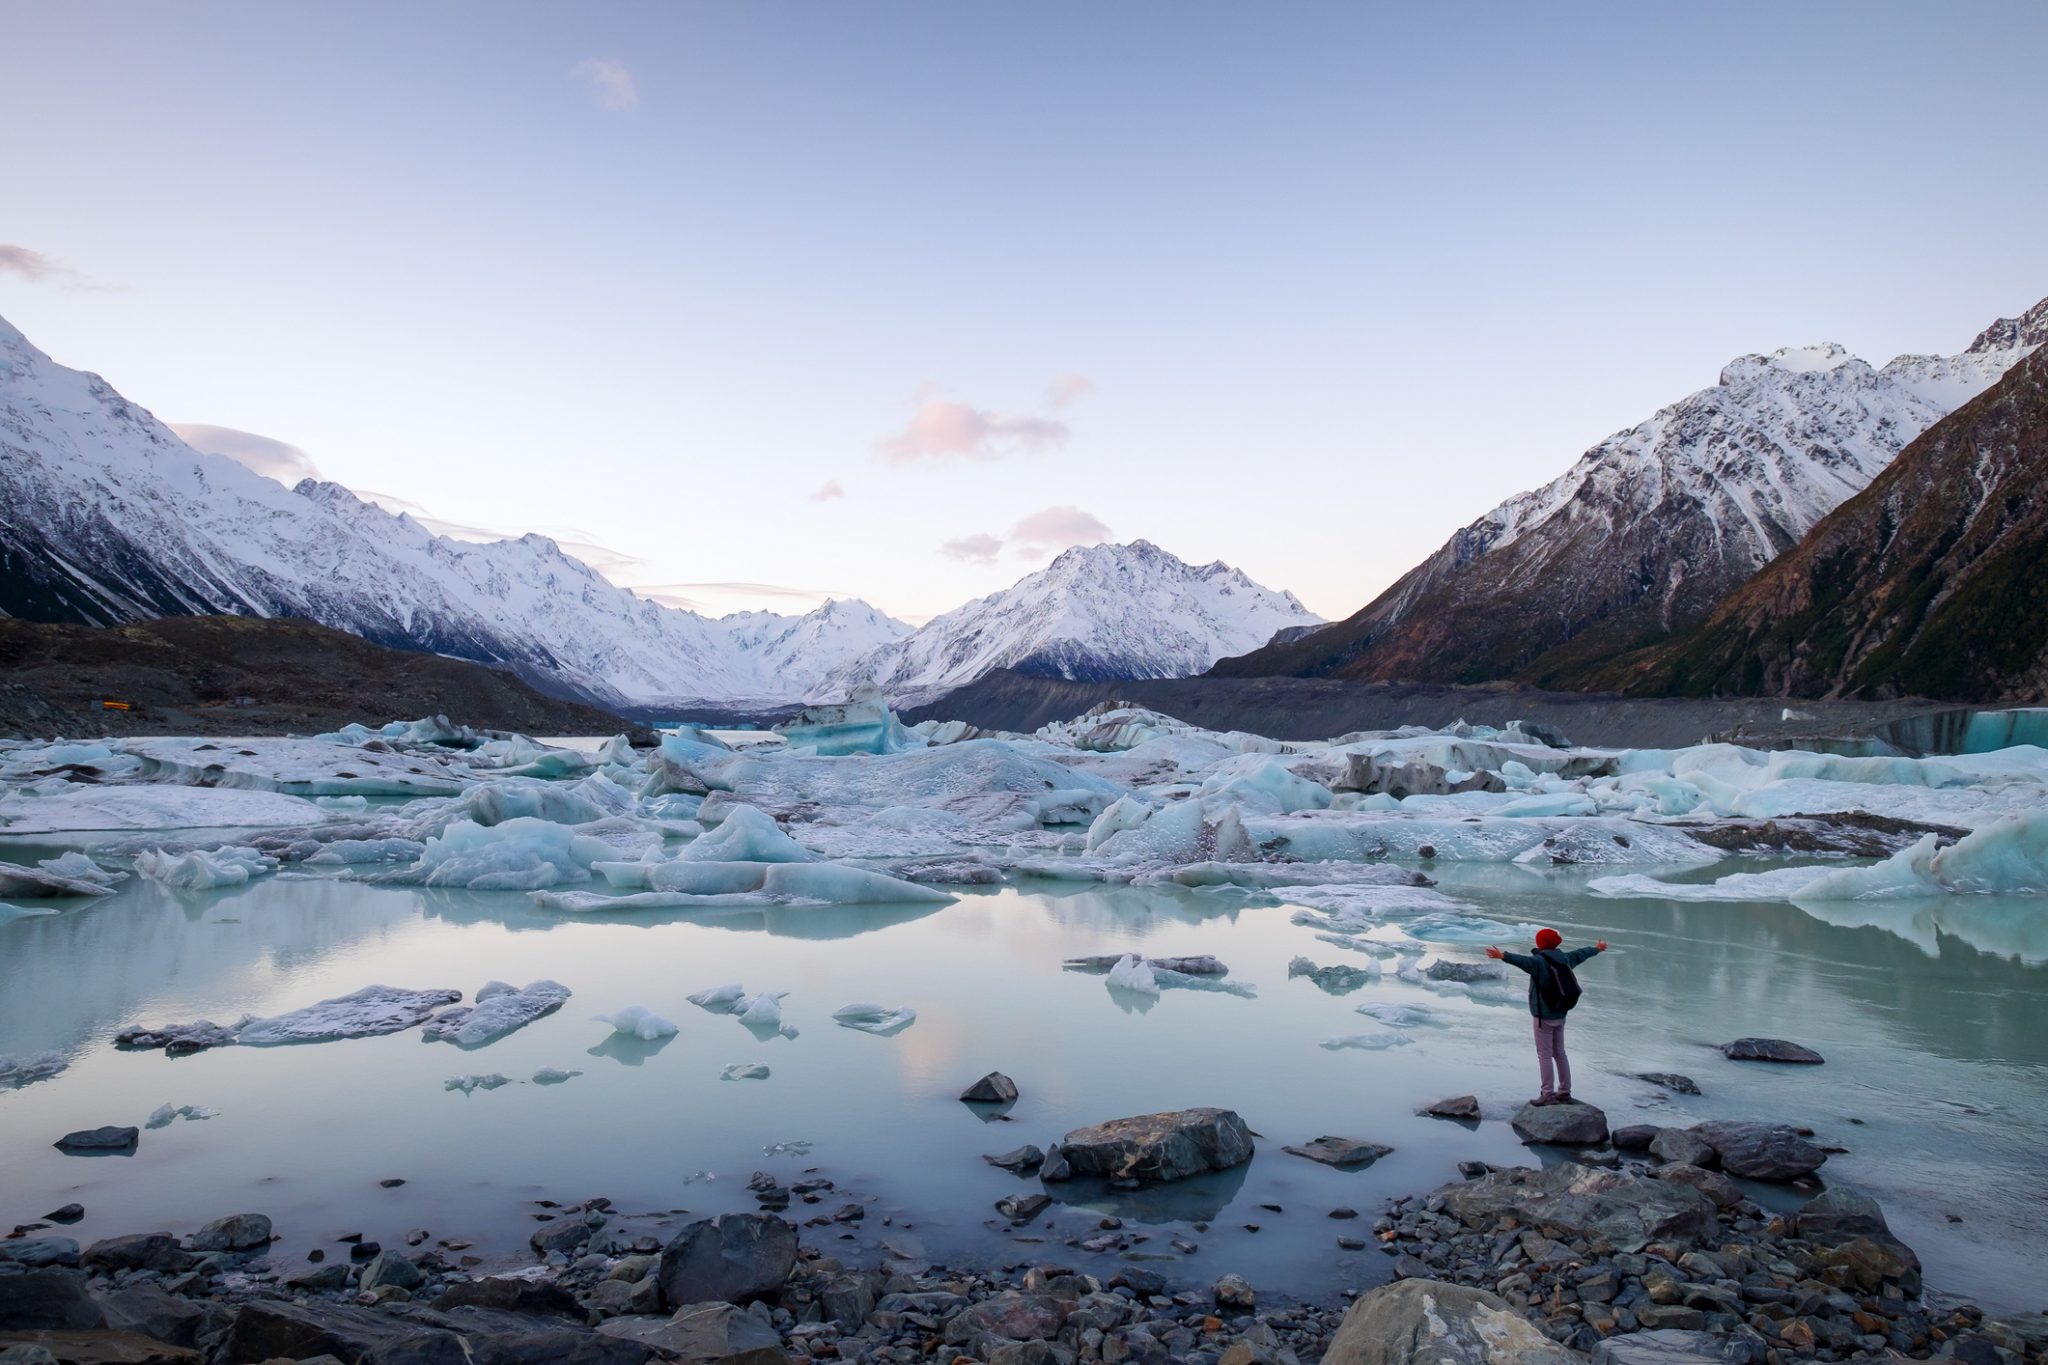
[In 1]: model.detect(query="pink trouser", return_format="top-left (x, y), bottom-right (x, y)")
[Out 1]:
top-left (1533, 1018), bottom-right (1570, 1097)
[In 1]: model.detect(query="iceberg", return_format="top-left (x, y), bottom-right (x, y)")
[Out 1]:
top-left (736, 992), bottom-right (788, 1030)
top-left (1319, 1031), bottom-right (1416, 1051)
top-left (379, 816), bottom-right (620, 891)
top-left (0, 858), bottom-right (120, 898)
top-left (133, 845), bottom-right (277, 891)
top-left (1106, 954), bottom-right (1160, 996)
top-left (721, 1062), bottom-right (772, 1080)
top-left (144, 1103), bottom-right (218, 1128)
top-left (532, 1066), bottom-right (582, 1084)
top-left (1353, 1001), bottom-right (1432, 1026)
top-left (833, 1002), bottom-right (917, 1035)
top-left (677, 804), bottom-right (815, 863)
top-left (773, 683), bottom-right (917, 755)
top-left (1797, 812), bottom-right (2048, 900)
top-left (562, 860), bottom-right (951, 907)
top-left (593, 1004), bottom-right (679, 1040)
top-left (445, 1073), bottom-right (516, 1094)
top-left (1590, 867), bottom-right (1833, 903)
top-left (688, 983), bottom-right (748, 1012)
top-left (422, 980), bottom-right (572, 1048)
top-left (0, 901), bottom-right (60, 925)
top-left (0, 1051), bottom-right (69, 1088)
top-left (238, 985), bottom-right (463, 1046)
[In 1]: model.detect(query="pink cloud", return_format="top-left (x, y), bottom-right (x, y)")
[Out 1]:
top-left (810, 480), bottom-right (845, 502)
top-left (1044, 373), bottom-right (1095, 408)
top-left (571, 58), bottom-right (637, 110)
top-left (880, 398), bottom-right (1070, 464)
top-left (1009, 505), bottom-right (1112, 553)
top-left (940, 533), bottom-right (1003, 564)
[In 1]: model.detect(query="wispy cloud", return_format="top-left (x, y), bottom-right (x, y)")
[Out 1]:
top-left (0, 244), bottom-right (110, 290)
top-left (571, 57), bottom-right (638, 111)
top-left (940, 534), bottom-right (1003, 564)
top-left (169, 423), bottom-right (321, 486)
top-left (810, 480), bottom-right (846, 502)
top-left (1044, 373), bottom-right (1095, 409)
top-left (1009, 505), bottom-right (1113, 556)
top-left (940, 507), bottom-right (1112, 566)
top-left (881, 396), bottom-right (1069, 465)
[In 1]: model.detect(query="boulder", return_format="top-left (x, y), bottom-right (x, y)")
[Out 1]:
top-left (1792, 1187), bottom-right (1890, 1244)
top-left (95, 1286), bottom-right (205, 1348)
top-left (1282, 1137), bottom-right (1392, 1168)
top-left (1212, 1275), bottom-right (1255, 1311)
top-left (0, 1331), bottom-right (199, 1365)
top-left (219, 1299), bottom-right (464, 1365)
top-left (1321, 1279), bottom-right (1586, 1365)
top-left (359, 1251), bottom-right (425, 1293)
top-left (1593, 1328), bottom-right (1764, 1365)
top-left (1688, 1122), bottom-right (1826, 1180)
top-left (596, 1303), bottom-right (787, 1365)
top-left (1649, 1164), bottom-right (1742, 1209)
top-left (1424, 1096), bottom-right (1481, 1121)
top-left (1718, 1039), bottom-right (1824, 1065)
top-left (960, 1073), bottom-right (1019, 1104)
top-left (529, 1216), bottom-right (596, 1257)
top-left (0, 1244), bottom-right (78, 1271)
top-left (467, 1329), bottom-right (651, 1365)
top-left (1819, 1234), bottom-right (1923, 1296)
top-left (80, 1237), bottom-right (181, 1275)
top-left (655, 1215), bottom-right (797, 1310)
top-left (1056, 1108), bottom-right (1253, 1183)
top-left (1611, 1125), bottom-right (1658, 1151)
top-left (940, 1294), bottom-right (1068, 1345)
top-left (983, 1145), bottom-right (1044, 1173)
top-left (1632, 1073), bottom-right (1702, 1095)
top-left (995, 1193), bottom-right (1052, 1223)
top-left (1435, 1163), bottom-right (1718, 1251)
top-left (51, 1129), bottom-right (138, 1155)
top-left (433, 1278), bottom-right (584, 1320)
top-left (187, 1214), bottom-right (271, 1254)
top-left (1647, 1129), bottom-right (1715, 1167)
top-left (0, 1270), bottom-right (108, 1332)
top-left (1510, 1101), bottom-right (1609, 1146)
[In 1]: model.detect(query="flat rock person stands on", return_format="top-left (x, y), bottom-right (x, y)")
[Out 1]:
top-left (1488, 928), bottom-right (1606, 1106)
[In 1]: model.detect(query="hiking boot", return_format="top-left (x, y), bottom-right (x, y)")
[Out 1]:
top-left (1530, 1095), bottom-right (1558, 1106)
top-left (1555, 1092), bottom-right (1574, 1104)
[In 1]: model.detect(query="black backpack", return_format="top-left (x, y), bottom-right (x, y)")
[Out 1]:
top-left (1536, 949), bottom-right (1583, 1013)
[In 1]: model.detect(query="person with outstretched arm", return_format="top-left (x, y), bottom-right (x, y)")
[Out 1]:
top-left (1487, 928), bottom-right (1607, 1106)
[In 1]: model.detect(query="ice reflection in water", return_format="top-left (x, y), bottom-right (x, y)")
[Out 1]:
top-left (0, 856), bottom-right (2043, 1312)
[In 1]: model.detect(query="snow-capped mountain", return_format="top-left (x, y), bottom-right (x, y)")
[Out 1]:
top-left (1215, 295), bottom-right (2048, 689)
top-left (815, 540), bottom-right (1322, 703)
top-left (0, 313), bottom-right (906, 710)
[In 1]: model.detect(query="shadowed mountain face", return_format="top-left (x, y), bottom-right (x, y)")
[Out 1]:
top-left (1590, 345), bottom-right (2048, 703)
top-left (1212, 299), bottom-right (2047, 690)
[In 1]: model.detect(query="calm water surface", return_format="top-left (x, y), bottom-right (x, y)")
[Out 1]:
top-left (3, 846), bottom-right (2044, 1310)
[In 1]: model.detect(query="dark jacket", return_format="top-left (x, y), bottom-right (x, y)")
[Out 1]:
top-left (1501, 945), bottom-right (1602, 1020)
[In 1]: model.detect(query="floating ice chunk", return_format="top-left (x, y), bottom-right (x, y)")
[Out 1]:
top-left (0, 1051), bottom-right (68, 1088)
top-left (1590, 867), bottom-right (1831, 902)
top-left (144, 1103), bottom-right (218, 1129)
top-left (773, 683), bottom-right (917, 755)
top-left (0, 786), bottom-right (327, 835)
top-left (688, 983), bottom-right (748, 1012)
top-left (1511, 822), bottom-right (1720, 867)
top-left (1353, 1002), bottom-right (1432, 1026)
top-left (594, 1004), bottom-right (679, 1040)
top-left (1320, 1032), bottom-right (1416, 1051)
top-left (1399, 913), bottom-right (1543, 944)
top-left (1153, 968), bottom-right (1257, 998)
top-left (568, 861), bottom-right (951, 907)
top-left (114, 1018), bottom-right (247, 1054)
top-left (1091, 799), bottom-right (1256, 865)
top-left (422, 980), bottom-right (572, 1048)
top-left (0, 858), bottom-right (122, 898)
top-left (457, 779), bottom-right (612, 829)
top-left (1497, 792), bottom-right (1599, 818)
top-left (238, 985), bottom-right (463, 1046)
top-left (38, 851), bottom-right (127, 889)
top-left (678, 804), bottom-right (815, 863)
top-left (1393, 954), bottom-right (1425, 982)
top-left (0, 902), bottom-right (61, 925)
top-left (1798, 812), bottom-right (2048, 900)
top-left (833, 1002), bottom-right (917, 1035)
top-left (304, 837), bottom-right (428, 866)
top-left (133, 845), bottom-right (276, 891)
top-left (1196, 755), bottom-right (1334, 815)
top-left (445, 1073), bottom-right (516, 1094)
top-left (533, 1066), bottom-right (582, 1084)
top-left (1106, 954), bottom-right (1160, 996)
top-left (380, 817), bottom-right (619, 891)
top-left (721, 1063), bottom-right (772, 1080)
top-left (736, 992), bottom-right (788, 1030)
top-left (315, 794), bottom-right (371, 813)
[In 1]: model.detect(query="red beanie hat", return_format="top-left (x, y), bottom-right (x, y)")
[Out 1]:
top-left (1535, 928), bottom-right (1563, 950)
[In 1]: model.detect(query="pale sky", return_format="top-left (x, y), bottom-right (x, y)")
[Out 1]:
top-left (3, 1), bottom-right (2044, 623)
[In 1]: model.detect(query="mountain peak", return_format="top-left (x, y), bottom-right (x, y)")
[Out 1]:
top-left (1966, 295), bottom-right (2048, 356)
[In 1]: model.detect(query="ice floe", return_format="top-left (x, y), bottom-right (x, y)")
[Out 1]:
top-left (0, 1051), bottom-right (69, 1088)
top-left (532, 1066), bottom-right (582, 1084)
top-left (445, 1073), bottom-right (515, 1094)
top-left (593, 1004), bottom-right (679, 1040)
top-left (721, 1063), bottom-right (772, 1080)
top-left (238, 985), bottom-right (463, 1046)
top-left (833, 1002), bottom-right (918, 1035)
top-left (422, 980), bottom-right (572, 1047)
top-left (134, 845), bottom-right (277, 891)
top-left (145, 1103), bottom-right (219, 1128)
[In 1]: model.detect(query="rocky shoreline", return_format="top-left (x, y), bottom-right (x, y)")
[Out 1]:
top-left (6, 1095), bottom-right (2045, 1365)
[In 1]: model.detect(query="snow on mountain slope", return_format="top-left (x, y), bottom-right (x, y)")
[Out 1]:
top-left (0, 313), bottom-right (903, 709)
top-left (815, 540), bottom-right (1322, 703)
top-left (1214, 295), bottom-right (2048, 689)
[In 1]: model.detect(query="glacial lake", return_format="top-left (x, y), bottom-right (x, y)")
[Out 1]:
top-left (4, 850), bottom-right (2044, 1312)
